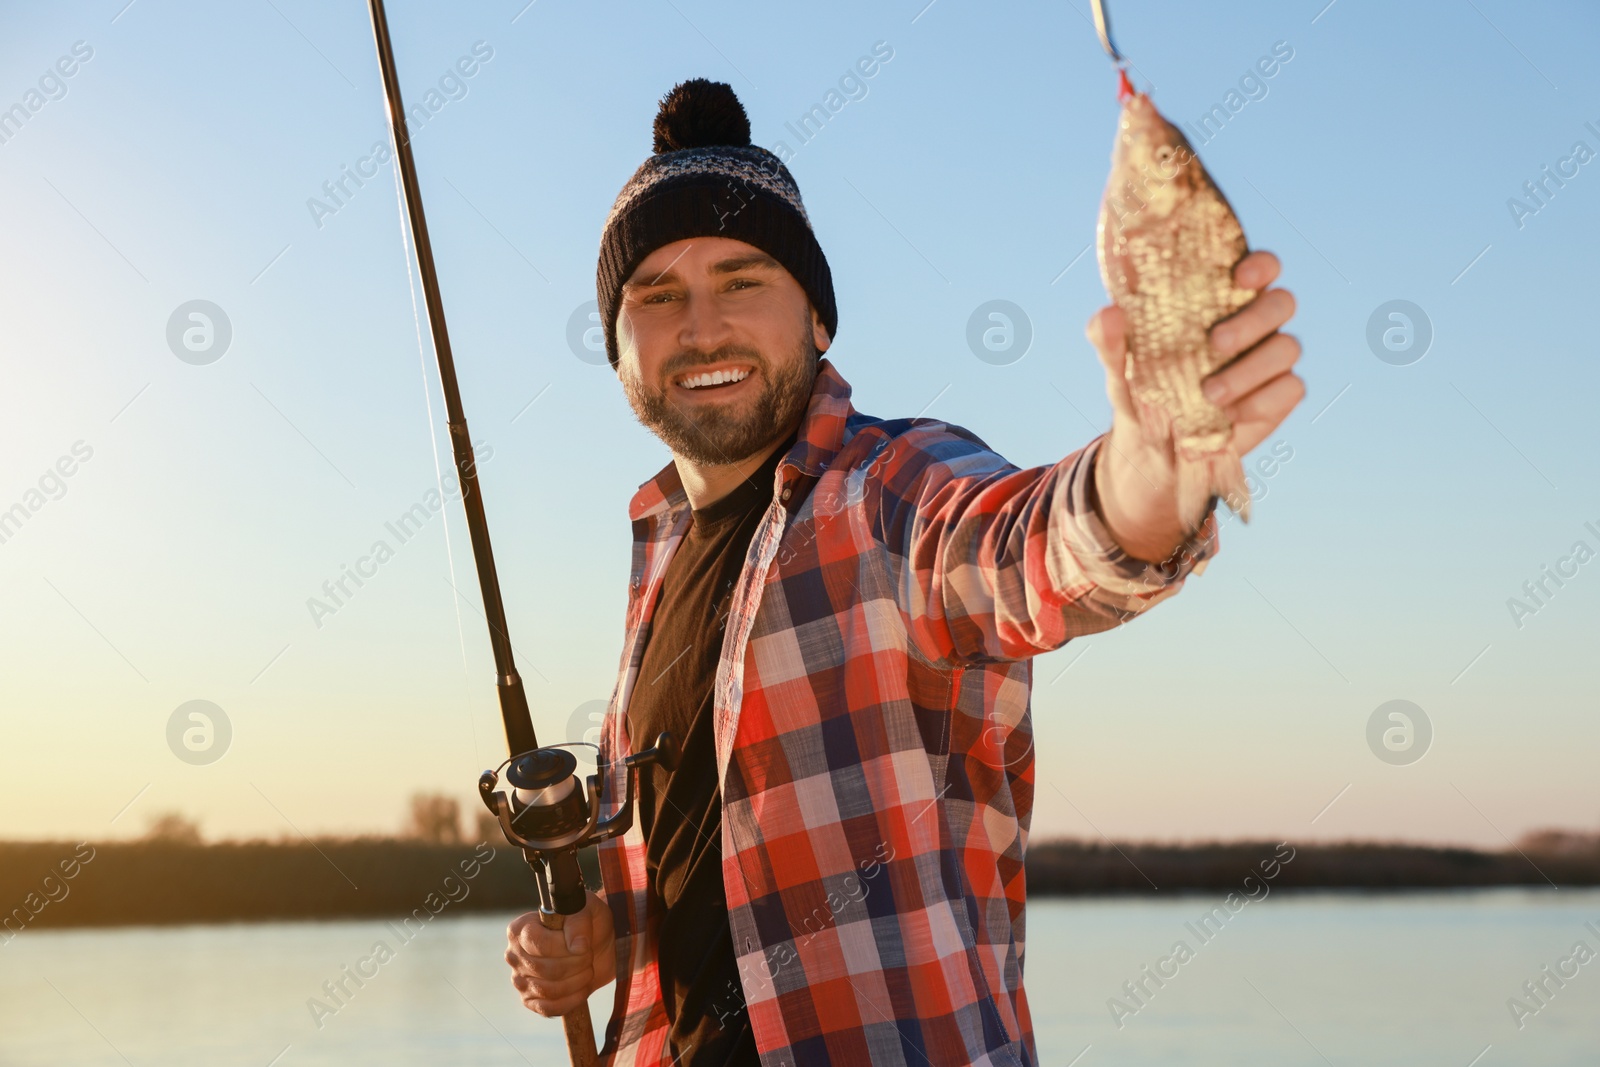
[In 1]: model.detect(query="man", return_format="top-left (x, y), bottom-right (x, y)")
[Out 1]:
top-left (506, 79), bottom-right (1301, 1066)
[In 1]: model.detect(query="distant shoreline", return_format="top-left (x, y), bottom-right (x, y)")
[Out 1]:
top-left (3, 837), bottom-right (1596, 933)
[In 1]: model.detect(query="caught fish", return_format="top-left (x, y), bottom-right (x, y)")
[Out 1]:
top-left (1096, 84), bottom-right (1257, 524)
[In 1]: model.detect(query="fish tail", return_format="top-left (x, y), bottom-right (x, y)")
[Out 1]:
top-left (1177, 446), bottom-right (1252, 526)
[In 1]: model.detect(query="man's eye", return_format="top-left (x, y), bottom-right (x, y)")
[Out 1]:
top-left (729, 278), bottom-right (757, 290)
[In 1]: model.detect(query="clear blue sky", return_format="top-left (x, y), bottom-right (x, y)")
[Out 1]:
top-left (2, 0), bottom-right (1596, 848)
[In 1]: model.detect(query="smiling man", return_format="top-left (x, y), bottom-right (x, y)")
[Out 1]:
top-left (505, 79), bottom-right (1302, 1067)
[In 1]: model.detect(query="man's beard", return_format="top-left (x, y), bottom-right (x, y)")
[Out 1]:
top-left (619, 324), bottom-right (818, 467)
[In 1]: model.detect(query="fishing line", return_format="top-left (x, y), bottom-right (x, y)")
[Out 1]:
top-left (383, 116), bottom-right (481, 766)
top-left (1089, 0), bottom-right (1137, 101)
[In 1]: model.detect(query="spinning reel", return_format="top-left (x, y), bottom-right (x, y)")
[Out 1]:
top-left (478, 733), bottom-right (678, 925)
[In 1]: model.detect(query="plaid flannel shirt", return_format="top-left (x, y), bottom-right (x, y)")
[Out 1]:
top-left (596, 357), bottom-right (1218, 1066)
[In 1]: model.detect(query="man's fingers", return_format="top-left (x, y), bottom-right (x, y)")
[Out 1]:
top-left (507, 947), bottom-right (594, 1018)
top-left (508, 913), bottom-right (571, 958)
top-left (511, 971), bottom-right (587, 1000)
top-left (1233, 250), bottom-right (1280, 291)
top-left (1227, 371), bottom-right (1306, 423)
top-left (507, 962), bottom-right (593, 1017)
top-left (511, 968), bottom-right (591, 1003)
top-left (504, 894), bottom-right (611, 963)
top-left (1202, 332), bottom-right (1301, 405)
top-left (519, 987), bottom-right (590, 1019)
top-left (1223, 373), bottom-right (1306, 454)
top-left (1218, 250), bottom-right (1289, 358)
top-left (505, 900), bottom-right (614, 1017)
top-left (505, 913), bottom-right (592, 987)
top-left (1210, 288), bottom-right (1296, 358)
top-left (505, 942), bottom-right (591, 981)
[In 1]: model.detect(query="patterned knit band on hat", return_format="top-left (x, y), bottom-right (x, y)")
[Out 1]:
top-left (595, 78), bottom-right (837, 371)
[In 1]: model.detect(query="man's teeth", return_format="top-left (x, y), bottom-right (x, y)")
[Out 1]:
top-left (679, 368), bottom-right (751, 389)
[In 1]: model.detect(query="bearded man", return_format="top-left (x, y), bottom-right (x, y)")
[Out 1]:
top-left (505, 78), bottom-right (1302, 1067)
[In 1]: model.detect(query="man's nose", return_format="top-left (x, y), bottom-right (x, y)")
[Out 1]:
top-left (677, 287), bottom-right (735, 353)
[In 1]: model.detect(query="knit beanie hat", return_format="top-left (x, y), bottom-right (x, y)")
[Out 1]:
top-left (596, 78), bottom-right (837, 370)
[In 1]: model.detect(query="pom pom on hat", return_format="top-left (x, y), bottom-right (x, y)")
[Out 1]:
top-left (652, 78), bottom-right (752, 153)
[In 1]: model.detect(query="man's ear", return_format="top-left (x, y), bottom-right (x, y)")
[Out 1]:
top-left (810, 307), bottom-right (831, 354)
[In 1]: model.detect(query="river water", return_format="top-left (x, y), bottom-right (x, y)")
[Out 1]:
top-left (2, 890), bottom-right (1596, 1065)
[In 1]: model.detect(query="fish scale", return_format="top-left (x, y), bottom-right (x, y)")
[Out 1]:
top-left (1097, 90), bottom-right (1257, 524)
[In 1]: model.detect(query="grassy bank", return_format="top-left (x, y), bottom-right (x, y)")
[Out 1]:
top-left (3, 837), bottom-right (1597, 932)
top-left (0, 839), bottom-right (547, 933)
top-left (1023, 839), bottom-right (1600, 894)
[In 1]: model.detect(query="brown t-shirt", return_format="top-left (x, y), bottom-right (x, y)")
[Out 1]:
top-left (628, 431), bottom-right (795, 1067)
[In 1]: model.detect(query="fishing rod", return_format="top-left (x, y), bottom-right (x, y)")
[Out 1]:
top-left (364, 4), bottom-right (676, 1064)
top-left (1089, 0), bottom-right (1123, 64)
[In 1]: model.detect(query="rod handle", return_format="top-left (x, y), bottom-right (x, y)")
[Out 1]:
top-left (561, 1004), bottom-right (599, 1067)
top-left (539, 908), bottom-right (599, 1067)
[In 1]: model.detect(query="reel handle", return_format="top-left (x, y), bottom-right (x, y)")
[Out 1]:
top-left (627, 731), bottom-right (679, 773)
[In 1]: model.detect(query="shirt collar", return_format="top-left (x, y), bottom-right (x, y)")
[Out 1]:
top-left (627, 356), bottom-right (854, 523)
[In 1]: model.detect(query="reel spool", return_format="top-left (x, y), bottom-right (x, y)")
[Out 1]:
top-left (478, 732), bottom-right (679, 917)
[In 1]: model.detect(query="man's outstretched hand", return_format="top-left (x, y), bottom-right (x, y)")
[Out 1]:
top-left (1085, 249), bottom-right (1304, 564)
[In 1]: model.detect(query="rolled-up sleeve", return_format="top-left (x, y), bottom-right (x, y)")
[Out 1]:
top-left (878, 427), bottom-right (1220, 667)
top-left (1046, 432), bottom-right (1220, 617)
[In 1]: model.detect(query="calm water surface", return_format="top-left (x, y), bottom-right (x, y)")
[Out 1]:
top-left (2, 890), bottom-right (1597, 1065)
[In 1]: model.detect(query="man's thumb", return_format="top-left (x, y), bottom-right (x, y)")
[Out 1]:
top-left (1086, 306), bottom-right (1126, 373)
top-left (563, 909), bottom-right (591, 955)
top-left (1087, 306), bottom-right (1137, 422)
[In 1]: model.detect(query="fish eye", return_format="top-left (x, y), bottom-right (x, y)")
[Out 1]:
top-left (1154, 145), bottom-right (1175, 164)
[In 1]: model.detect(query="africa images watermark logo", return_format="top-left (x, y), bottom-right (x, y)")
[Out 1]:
top-left (1506, 118), bottom-right (1600, 230)
top-left (770, 41), bottom-right (894, 163)
top-left (1365, 699), bottom-right (1432, 766)
top-left (1, 842), bottom-right (97, 945)
top-left (166, 700), bottom-right (232, 766)
top-left (0, 441), bottom-right (94, 548)
top-left (567, 300), bottom-right (607, 366)
top-left (305, 842), bottom-right (498, 1030)
top-left (167, 300), bottom-right (232, 365)
top-left (1180, 41), bottom-right (1294, 146)
top-left (1506, 919), bottom-right (1600, 1032)
top-left (305, 442), bottom-right (494, 629)
top-left (1365, 299), bottom-right (1432, 367)
top-left (1505, 518), bottom-right (1600, 630)
top-left (307, 41), bottom-right (495, 231)
top-left (966, 300), bottom-right (1033, 366)
top-left (0, 40), bottom-right (94, 148)
top-left (1107, 842), bottom-right (1297, 1029)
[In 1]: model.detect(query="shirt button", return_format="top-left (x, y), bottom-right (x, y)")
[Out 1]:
top-left (780, 487), bottom-right (792, 501)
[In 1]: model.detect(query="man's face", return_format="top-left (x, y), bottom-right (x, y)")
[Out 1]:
top-left (615, 236), bottom-right (831, 467)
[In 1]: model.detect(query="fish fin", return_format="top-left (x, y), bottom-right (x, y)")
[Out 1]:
top-left (1177, 446), bottom-right (1251, 526)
